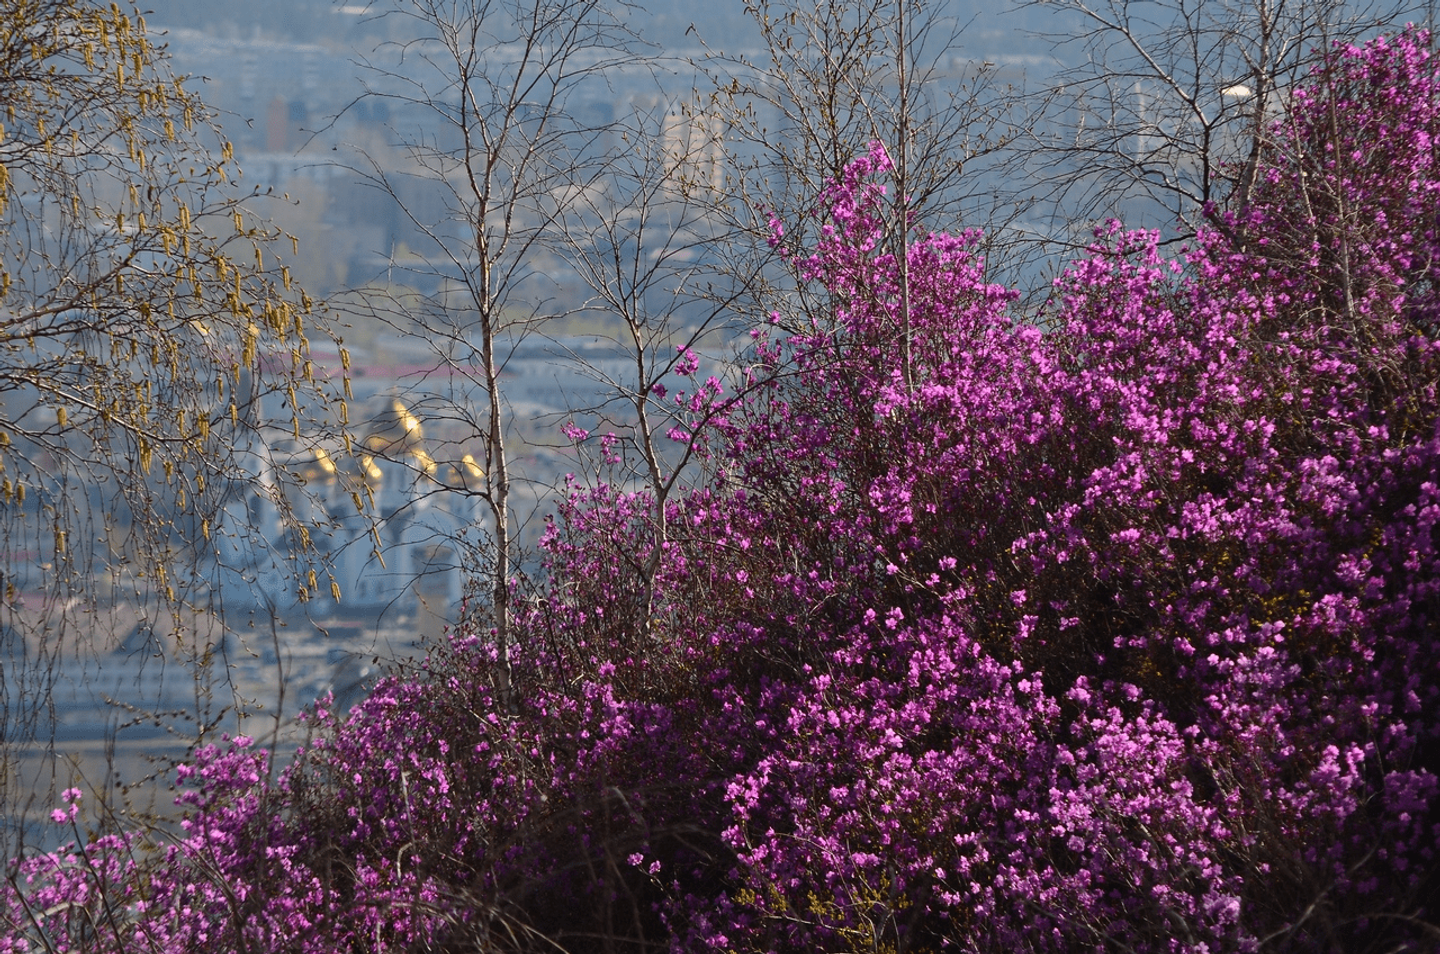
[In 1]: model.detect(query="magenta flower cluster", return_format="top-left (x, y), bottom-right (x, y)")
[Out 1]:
top-left (5, 29), bottom-right (1439, 953)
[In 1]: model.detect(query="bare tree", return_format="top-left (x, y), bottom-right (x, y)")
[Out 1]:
top-left (1014, 0), bottom-right (1433, 252)
top-left (694, 0), bottom-right (1024, 364)
top-left (339, 0), bottom-right (650, 709)
top-left (545, 99), bottom-right (753, 637)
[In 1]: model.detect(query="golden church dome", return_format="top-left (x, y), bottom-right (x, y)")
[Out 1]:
top-left (358, 395), bottom-right (435, 478)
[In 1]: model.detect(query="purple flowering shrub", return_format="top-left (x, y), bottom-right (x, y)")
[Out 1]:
top-left (5, 28), bottom-right (1440, 954)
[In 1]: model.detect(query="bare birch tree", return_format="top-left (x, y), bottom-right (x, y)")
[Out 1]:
top-left (695, 0), bottom-right (1024, 366)
top-left (340, 0), bottom-right (646, 708)
top-left (1014, 0), bottom-right (1433, 251)
top-left (544, 99), bottom-right (752, 638)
